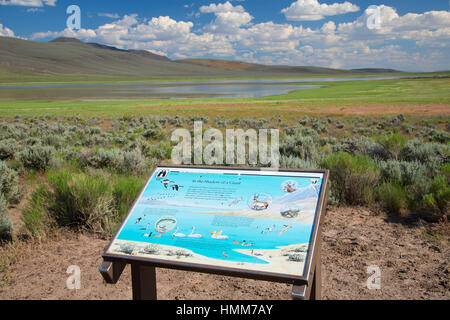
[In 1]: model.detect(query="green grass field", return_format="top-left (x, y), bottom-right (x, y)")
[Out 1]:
top-left (0, 77), bottom-right (448, 118)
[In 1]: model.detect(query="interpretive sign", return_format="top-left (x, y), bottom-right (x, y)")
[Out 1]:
top-left (102, 166), bottom-right (328, 286)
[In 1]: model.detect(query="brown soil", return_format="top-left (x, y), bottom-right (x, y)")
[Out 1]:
top-left (135, 103), bottom-right (450, 116)
top-left (1, 206), bottom-right (448, 300)
top-left (294, 104), bottom-right (450, 116)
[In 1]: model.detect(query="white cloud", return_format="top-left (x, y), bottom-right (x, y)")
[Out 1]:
top-left (28, 4), bottom-right (450, 71)
top-left (200, 1), bottom-right (253, 33)
top-left (200, 1), bottom-right (246, 14)
top-left (0, 23), bottom-right (15, 37)
top-left (26, 7), bottom-right (43, 12)
top-left (337, 6), bottom-right (450, 45)
top-left (321, 21), bottom-right (336, 34)
top-left (282, 0), bottom-right (359, 21)
top-left (98, 13), bottom-right (120, 19)
top-left (145, 49), bottom-right (168, 57)
top-left (0, 0), bottom-right (56, 7)
top-left (31, 28), bottom-right (96, 41)
top-left (129, 16), bottom-right (193, 41)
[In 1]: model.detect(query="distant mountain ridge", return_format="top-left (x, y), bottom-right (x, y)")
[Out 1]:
top-left (50, 36), bottom-right (172, 62)
top-left (0, 36), bottom-right (403, 80)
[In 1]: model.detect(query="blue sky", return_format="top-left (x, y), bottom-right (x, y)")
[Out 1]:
top-left (1, 0), bottom-right (449, 71)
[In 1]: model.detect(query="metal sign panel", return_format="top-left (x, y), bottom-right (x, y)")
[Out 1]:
top-left (103, 166), bottom-right (328, 283)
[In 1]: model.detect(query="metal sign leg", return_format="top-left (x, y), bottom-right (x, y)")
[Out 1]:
top-left (311, 247), bottom-right (322, 300)
top-left (291, 242), bottom-right (322, 300)
top-left (99, 260), bottom-right (126, 284)
top-left (131, 263), bottom-right (157, 300)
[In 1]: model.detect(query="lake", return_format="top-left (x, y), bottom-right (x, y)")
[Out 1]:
top-left (0, 76), bottom-right (409, 100)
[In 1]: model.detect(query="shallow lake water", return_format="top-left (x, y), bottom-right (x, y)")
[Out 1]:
top-left (0, 76), bottom-right (409, 100)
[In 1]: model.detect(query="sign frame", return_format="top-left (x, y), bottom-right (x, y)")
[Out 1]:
top-left (101, 165), bottom-right (329, 292)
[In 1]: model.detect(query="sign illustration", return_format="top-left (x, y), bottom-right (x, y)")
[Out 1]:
top-left (105, 166), bottom-right (326, 279)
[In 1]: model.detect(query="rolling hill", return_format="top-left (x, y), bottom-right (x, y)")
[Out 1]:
top-left (0, 36), bottom-right (402, 82)
top-left (176, 58), bottom-right (368, 75)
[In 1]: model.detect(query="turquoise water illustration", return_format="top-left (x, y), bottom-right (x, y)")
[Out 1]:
top-left (114, 169), bottom-right (323, 265)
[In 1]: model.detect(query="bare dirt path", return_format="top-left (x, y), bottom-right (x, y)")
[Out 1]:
top-left (1, 207), bottom-right (448, 300)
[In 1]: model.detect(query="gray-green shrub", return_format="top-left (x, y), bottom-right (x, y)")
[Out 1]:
top-left (280, 135), bottom-right (321, 164)
top-left (400, 139), bottom-right (447, 173)
top-left (121, 148), bottom-right (147, 176)
top-left (0, 160), bottom-right (20, 204)
top-left (333, 136), bottom-right (386, 159)
top-left (0, 192), bottom-right (13, 241)
top-left (17, 144), bottom-right (56, 170)
top-left (378, 160), bottom-right (428, 187)
top-left (0, 138), bottom-right (19, 160)
top-left (279, 155), bottom-right (319, 170)
top-left (87, 148), bottom-right (124, 171)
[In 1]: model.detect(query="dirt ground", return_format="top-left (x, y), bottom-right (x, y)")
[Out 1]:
top-left (1, 206), bottom-right (448, 300)
top-left (135, 103), bottom-right (450, 116)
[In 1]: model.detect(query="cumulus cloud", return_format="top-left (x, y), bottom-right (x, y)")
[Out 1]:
top-left (26, 7), bottom-right (44, 12)
top-left (0, 0), bottom-right (56, 6)
top-left (28, 4), bottom-right (450, 71)
top-left (337, 6), bottom-right (450, 45)
top-left (98, 13), bottom-right (120, 19)
top-left (282, 0), bottom-right (359, 21)
top-left (129, 16), bottom-right (193, 41)
top-left (200, 1), bottom-right (253, 33)
top-left (0, 23), bottom-right (15, 37)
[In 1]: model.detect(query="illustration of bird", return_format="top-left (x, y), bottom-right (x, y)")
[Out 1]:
top-left (172, 227), bottom-right (186, 239)
top-left (279, 225), bottom-right (292, 236)
top-left (139, 223), bottom-right (151, 230)
top-left (241, 240), bottom-right (254, 247)
top-left (171, 184), bottom-right (183, 191)
top-left (228, 197), bottom-right (243, 207)
top-left (162, 179), bottom-right (170, 188)
top-left (188, 227), bottom-right (202, 238)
